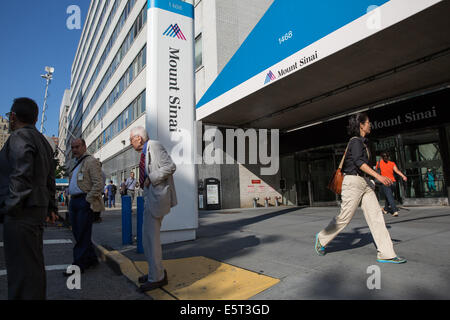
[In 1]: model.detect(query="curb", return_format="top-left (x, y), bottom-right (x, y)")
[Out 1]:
top-left (93, 242), bottom-right (156, 300)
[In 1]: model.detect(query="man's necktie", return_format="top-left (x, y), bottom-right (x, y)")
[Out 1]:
top-left (139, 151), bottom-right (146, 187)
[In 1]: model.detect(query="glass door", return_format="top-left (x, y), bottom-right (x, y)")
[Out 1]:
top-left (308, 148), bottom-right (337, 204)
top-left (401, 130), bottom-right (446, 198)
top-left (295, 153), bottom-right (311, 206)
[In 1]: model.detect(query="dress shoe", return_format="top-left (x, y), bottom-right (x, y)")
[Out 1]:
top-left (137, 270), bottom-right (168, 292)
top-left (138, 274), bottom-right (148, 284)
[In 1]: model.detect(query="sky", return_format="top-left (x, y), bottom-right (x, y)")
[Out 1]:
top-left (0, 0), bottom-right (91, 137)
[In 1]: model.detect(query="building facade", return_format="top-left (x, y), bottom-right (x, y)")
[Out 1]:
top-left (195, 0), bottom-right (450, 208)
top-left (61, 0), bottom-right (272, 204)
top-left (57, 89), bottom-right (70, 167)
top-left (62, 0), bottom-right (450, 211)
top-left (0, 116), bottom-right (9, 150)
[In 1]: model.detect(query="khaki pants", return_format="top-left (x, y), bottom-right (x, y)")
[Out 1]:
top-left (143, 205), bottom-right (165, 283)
top-left (318, 175), bottom-right (396, 259)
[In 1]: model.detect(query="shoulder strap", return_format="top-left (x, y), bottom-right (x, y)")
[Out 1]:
top-left (70, 154), bottom-right (90, 173)
top-left (338, 137), bottom-right (358, 169)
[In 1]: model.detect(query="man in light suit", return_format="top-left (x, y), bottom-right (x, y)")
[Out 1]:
top-left (129, 126), bottom-right (177, 292)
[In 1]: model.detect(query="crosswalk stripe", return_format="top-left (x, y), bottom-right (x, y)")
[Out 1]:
top-left (0, 264), bottom-right (71, 276)
top-left (0, 239), bottom-right (72, 247)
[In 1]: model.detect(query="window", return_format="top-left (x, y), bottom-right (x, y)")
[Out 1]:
top-left (195, 34), bottom-right (203, 70)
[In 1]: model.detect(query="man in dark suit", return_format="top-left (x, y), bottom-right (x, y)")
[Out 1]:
top-left (0, 98), bottom-right (57, 300)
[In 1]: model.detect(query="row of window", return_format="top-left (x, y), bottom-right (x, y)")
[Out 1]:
top-left (83, 45), bottom-right (146, 140)
top-left (73, 0), bottom-right (136, 108)
top-left (195, 33), bottom-right (203, 70)
top-left (80, 0), bottom-right (137, 108)
top-left (83, 2), bottom-right (145, 126)
top-left (71, 0), bottom-right (123, 107)
top-left (71, 0), bottom-right (102, 75)
top-left (71, 0), bottom-right (113, 95)
top-left (87, 90), bottom-right (146, 155)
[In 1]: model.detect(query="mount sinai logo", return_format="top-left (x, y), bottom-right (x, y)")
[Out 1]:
top-left (163, 23), bottom-right (186, 40)
top-left (264, 70), bottom-right (276, 84)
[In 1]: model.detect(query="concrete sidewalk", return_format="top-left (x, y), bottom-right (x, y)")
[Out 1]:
top-left (92, 205), bottom-right (450, 300)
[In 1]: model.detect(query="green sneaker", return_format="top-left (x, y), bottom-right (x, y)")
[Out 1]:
top-left (314, 233), bottom-right (326, 256)
top-left (377, 256), bottom-right (407, 264)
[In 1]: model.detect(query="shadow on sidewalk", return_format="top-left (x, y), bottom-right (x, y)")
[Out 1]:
top-left (324, 230), bottom-right (376, 254)
top-left (198, 207), bottom-right (305, 236)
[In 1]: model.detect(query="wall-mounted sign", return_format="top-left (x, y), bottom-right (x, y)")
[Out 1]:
top-left (206, 184), bottom-right (219, 205)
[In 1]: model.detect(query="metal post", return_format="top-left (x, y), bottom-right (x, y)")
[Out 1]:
top-left (122, 195), bottom-right (132, 245)
top-left (40, 77), bottom-right (50, 133)
top-left (40, 66), bottom-right (54, 134)
top-left (136, 196), bottom-right (144, 253)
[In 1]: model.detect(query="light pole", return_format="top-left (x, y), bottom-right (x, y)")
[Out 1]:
top-left (40, 66), bottom-right (54, 133)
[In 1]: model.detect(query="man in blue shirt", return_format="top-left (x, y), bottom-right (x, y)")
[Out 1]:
top-left (106, 181), bottom-right (116, 208)
top-left (125, 172), bottom-right (137, 203)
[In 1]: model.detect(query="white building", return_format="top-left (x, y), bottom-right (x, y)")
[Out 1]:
top-left (63, 0), bottom-right (450, 211)
top-left (0, 116), bottom-right (9, 150)
top-left (57, 89), bottom-right (70, 167)
top-left (62, 0), bottom-right (272, 200)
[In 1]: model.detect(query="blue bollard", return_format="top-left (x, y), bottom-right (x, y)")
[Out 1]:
top-left (136, 196), bottom-right (144, 253)
top-left (121, 195), bottom-right (132, 245)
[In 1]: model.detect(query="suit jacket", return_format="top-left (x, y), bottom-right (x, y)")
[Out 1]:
top-left (0, 125), bottom-right (56, 221)
top-left (68, 153), bottom-right (105, 212)
top-left (144, 140), bottom-right (177, 218)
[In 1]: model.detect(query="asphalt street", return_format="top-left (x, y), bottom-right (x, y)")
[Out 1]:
top-left (0, 217), bottom-right (150, 300)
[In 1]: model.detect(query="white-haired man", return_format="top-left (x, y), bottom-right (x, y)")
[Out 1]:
top-left (129, 126), bottom-right (177, 292)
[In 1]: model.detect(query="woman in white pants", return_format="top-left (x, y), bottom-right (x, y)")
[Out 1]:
top-left (315, 113), bottom-right (406, 264)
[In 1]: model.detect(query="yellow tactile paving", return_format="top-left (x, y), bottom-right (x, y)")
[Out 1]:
top-left (133, 256), bottom-right (280, 300)
top-left (96, 244), bottom-right (176, 300)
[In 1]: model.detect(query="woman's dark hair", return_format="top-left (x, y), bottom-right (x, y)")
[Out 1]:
top-left (347, 112), bottom-right (369, 136)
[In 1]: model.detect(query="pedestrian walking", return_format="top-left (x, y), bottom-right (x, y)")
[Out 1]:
top-left (425, 168), bottom-right (437, 192)
top-left (106, 180), bottom-right (117, 208)
top-left (125, 172), bottom-right (137, 203)
top-left (314, 113), bottom-right (406, 264)
top-left (0, 97), bottom-right (57, 299)
top-left (64, 138), bottom-right (104, 276)
top-left (376, 151), bottom-right (407, 217)
top-left (129, 126), bottom-right (177, 292)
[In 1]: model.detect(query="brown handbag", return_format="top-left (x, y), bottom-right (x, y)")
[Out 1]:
top-left (327, 138), bottom-right (357, 195)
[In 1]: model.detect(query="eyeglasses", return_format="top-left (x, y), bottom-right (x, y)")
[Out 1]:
top-left (129, 135), bottom-right (138, 142)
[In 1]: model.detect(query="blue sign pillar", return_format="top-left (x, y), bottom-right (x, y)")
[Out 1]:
top-left (136, 196), bottom-right (144, 253)
top-left (121, 195), bottom-right (132, 245)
